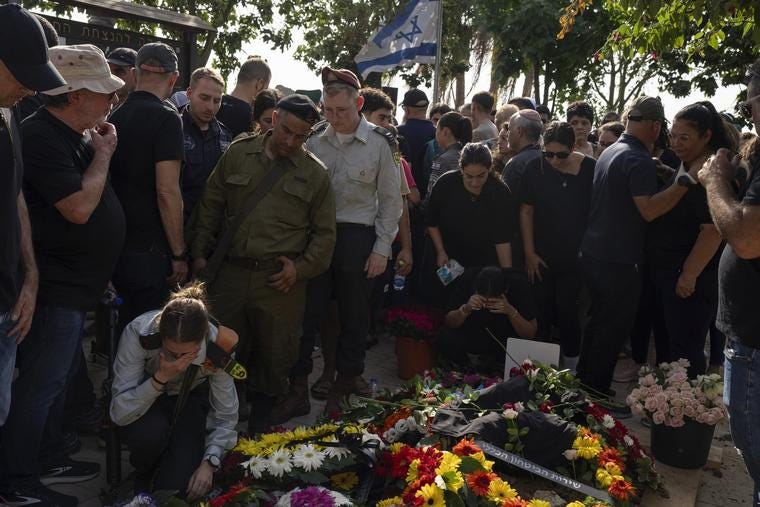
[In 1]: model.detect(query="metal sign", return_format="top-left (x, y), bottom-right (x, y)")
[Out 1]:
top-left (475, 440), bottom-right (614, 503)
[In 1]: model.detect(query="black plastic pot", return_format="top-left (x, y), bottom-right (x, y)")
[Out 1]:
top-left (650, 418), bottom-right (716, 469)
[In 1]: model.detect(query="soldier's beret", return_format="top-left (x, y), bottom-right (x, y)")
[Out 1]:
top-left (277, 93), bottom-right (321, 125)
top-left (321, 66), bottom-right (361, 89)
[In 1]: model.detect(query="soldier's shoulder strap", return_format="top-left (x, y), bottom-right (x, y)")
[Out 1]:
top-left (371, 124), bottom-right (397, 148)
top-left (310, 119), bottom-right (329, 138)
top-left (139, 332), bottom-right (162, 350)
top-left (205, 325), bottom-right (247, 380)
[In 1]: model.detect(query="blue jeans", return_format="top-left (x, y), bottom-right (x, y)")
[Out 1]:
top-left (724, 338), bottom-right (760, 505)
top-left (0, 304), bottom-right (85, 489)
top-left (0, 315), bottom-right (16, 425)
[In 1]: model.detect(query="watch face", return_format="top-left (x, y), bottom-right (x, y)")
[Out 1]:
top-left (208, 455), bottom-right (220, 467)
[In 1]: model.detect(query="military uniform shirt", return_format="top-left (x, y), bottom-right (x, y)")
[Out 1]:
top-left (307, 116), bottom-right (402, 257)
top-left (191, 132), bottom-right (336, 281)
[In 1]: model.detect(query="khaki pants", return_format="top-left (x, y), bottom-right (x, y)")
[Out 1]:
top-left (209, 261), bottom-right (306, 397)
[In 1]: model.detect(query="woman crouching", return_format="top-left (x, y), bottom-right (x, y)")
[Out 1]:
top-left (110, 282), bottom-right (239, 499)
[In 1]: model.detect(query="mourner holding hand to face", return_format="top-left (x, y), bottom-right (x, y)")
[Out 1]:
top-left (437, 266), bottom-right (537, 369)
top-left (110, 283), bottom-right (239, 501)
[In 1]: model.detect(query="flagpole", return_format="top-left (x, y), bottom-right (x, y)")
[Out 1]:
top-left (432, 0), bottom-right (443, 103)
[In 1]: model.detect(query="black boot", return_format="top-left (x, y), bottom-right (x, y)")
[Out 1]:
top-left (270, 376), bottom-right (311, 426)
top-left (247, 393), bottom-right (276, 435)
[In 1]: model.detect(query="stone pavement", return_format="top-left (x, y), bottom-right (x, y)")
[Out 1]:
top-left (57, 336), bottom-right (754, 506)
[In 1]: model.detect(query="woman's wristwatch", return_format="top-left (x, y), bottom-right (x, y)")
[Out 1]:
top-left (205, 454), bottom-right (220, 470)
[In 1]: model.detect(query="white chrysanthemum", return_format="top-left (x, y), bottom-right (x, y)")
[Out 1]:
top-left (242, 455), bottom-right (267, 479)
top-left (395, 418), bottom-right (410, 433)
top-left (623, 435), bottom-right (634, 447)
top-left (602, 414), bottom-right (616, 429)
top-left (267, 449), bottom-right (292, 478)
top-left (292, 443), bottom-right (325, 472)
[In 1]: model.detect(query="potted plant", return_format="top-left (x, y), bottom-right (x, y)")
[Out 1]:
top-left (626, 359), bottom-right (725, 469)
top-left (384, 305), bottom-right (441, 380)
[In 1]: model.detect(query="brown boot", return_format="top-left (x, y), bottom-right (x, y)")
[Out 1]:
top-left (324, 374), bottom-right (353, 416)
top-left (270, 376), bottom-right (310, 425)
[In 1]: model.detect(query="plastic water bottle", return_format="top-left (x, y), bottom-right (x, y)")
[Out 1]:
top-left (393, 273), bottom-right (406, 291)
top-left (369, 378), bottom-right (379, 399)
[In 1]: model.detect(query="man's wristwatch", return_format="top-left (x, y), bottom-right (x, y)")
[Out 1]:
top-left (205, 454), bottom-right (220, 469)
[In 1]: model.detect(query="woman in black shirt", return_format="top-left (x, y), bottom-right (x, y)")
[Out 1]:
top-left (424, 111), bottom-right (472, 199)
top-left (519, 122), bottom-right (595, 371)
top-left (427, 143), bottom-right (513, 270)
top-left (647, 101), bottom-right (734, 376)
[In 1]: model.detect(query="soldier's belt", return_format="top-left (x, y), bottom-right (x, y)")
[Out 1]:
top-left (225, 255), bottom-right (297, 271)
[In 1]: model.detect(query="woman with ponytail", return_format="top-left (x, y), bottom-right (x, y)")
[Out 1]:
top-left (424, 111), bottom-right (473, 199)
top-left (646, 100), bottom-right (736, 376)
top-left (110, 282), bottom-right (239, 500)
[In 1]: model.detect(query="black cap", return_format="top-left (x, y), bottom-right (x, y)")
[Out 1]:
top-left (136, 42), bottom-right (178, 73)
top-left (277, 94), bottom-right (321, 125)
top-left (0, 4), bottom-right (65, 91)
top-left (107, 47), bottom-right (137, 67)
top-left (401, 89), bottom-right (429, 108)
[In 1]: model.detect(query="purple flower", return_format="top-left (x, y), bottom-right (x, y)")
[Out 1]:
top-left (463, 374), bottom-right (481, 387)
top-left (289, 487), bottom-right (336, 507)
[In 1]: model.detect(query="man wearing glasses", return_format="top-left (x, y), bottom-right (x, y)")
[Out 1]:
top-left (577, 96), bottom-right (694, 412)
top-left (699, 61), bottom-right (760, 506)
top-left (0, 44), bottom-right (124, 506)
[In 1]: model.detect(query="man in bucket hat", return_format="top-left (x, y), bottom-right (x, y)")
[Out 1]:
top-left (0, 1), bottom-right (64, 441)
top-left (0, 44), bottom-right (124, 507)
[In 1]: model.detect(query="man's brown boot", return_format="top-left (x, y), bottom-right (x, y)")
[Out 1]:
top-left (270, 376), bottom-right (310, 425)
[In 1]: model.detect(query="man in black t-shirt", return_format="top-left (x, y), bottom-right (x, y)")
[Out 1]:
top-left (109, 43), bottom-right (187, 333)
top-left (0, 6), bottom-right (65, 446)
top-left (0, 44), bottom-right (125, 507)
top-left (437, 267), bottom-right (537, 369)
top-left (577, 96), bottom-right (693, 398)
top-left (217, 57), bottom-right (271, 137)
top-left (699, 60), bottom-right (760, 505)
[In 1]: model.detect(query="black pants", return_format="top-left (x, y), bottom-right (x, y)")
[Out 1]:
top-left (121, 392), bottom-right (207, 494)
top-left (436, 327), bottom-right (505, 369)
top-left (532, 266), bottom-right (583, 358)
top-left (631, 263), bottom-right (669, 365)
top-left (577, 255), bottom-right (642, 392)
top-left (651, 268), bottom-right (717, 377)
top-left (293, 225), bottom-right (375, 377)
top-left (112, 251), bottom-right (171, 337)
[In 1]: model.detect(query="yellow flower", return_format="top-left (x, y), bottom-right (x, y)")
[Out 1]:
top-left (376, 497), bottom-right (404, 507)
top-left (330, 471), bottom-right (359, 491)
top-left (471, 451), bottom-right (494, 471)
top-left (595, 467), bottom-right (614, 488)
top-left (439, 470), bottom-right (464, 492)
top-left (604, 461), bottom-right (622, 476)
top-left (528, 501), bottom-right (552, 507)
top-left (487, 478), bottom-right (518, 503)
top-left (566, 502), bottom-right (585, 507)
top-left (233, 424), bottom-right (340, 457)
top-left (389, 442), bottom-right (405, 454)
top-left (406, 459), bottom-right (420, 483)
top-left (436, 452), bottom-right (462, 475)
top-left (572, 433), bottom-right (602, 460)
top-left (415, 483), bottom-right (445, 506)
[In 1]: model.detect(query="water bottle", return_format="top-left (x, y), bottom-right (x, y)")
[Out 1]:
top-left (393, 273), bottom-right (406, 291)
top-left (369, 378), bottom-right (379, 399)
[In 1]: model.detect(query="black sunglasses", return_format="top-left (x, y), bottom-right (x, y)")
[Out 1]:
top-left (543, 150), bottom-right (570, 159)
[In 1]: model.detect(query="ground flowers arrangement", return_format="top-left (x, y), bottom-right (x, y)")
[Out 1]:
top-left (205, 423), bottom-right (381, 506)
top-left (201, 364), bottom-right (663, 506)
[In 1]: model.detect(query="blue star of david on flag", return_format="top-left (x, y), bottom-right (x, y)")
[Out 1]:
top-left (355, 0), bottom-right (439, 79)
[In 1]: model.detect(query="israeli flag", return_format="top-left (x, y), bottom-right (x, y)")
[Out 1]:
top-left (354, 0), bottom-right (439, 79)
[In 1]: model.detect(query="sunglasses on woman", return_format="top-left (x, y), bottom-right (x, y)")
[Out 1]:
top-left (543, 150), bottom-right (570, 159)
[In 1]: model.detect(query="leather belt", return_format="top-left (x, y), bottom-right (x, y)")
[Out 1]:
top-left (225, 257), bottom-right (284, 271)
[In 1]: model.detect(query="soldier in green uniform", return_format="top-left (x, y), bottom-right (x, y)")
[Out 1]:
top-left (189, 94), bottom-right (336, 433)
